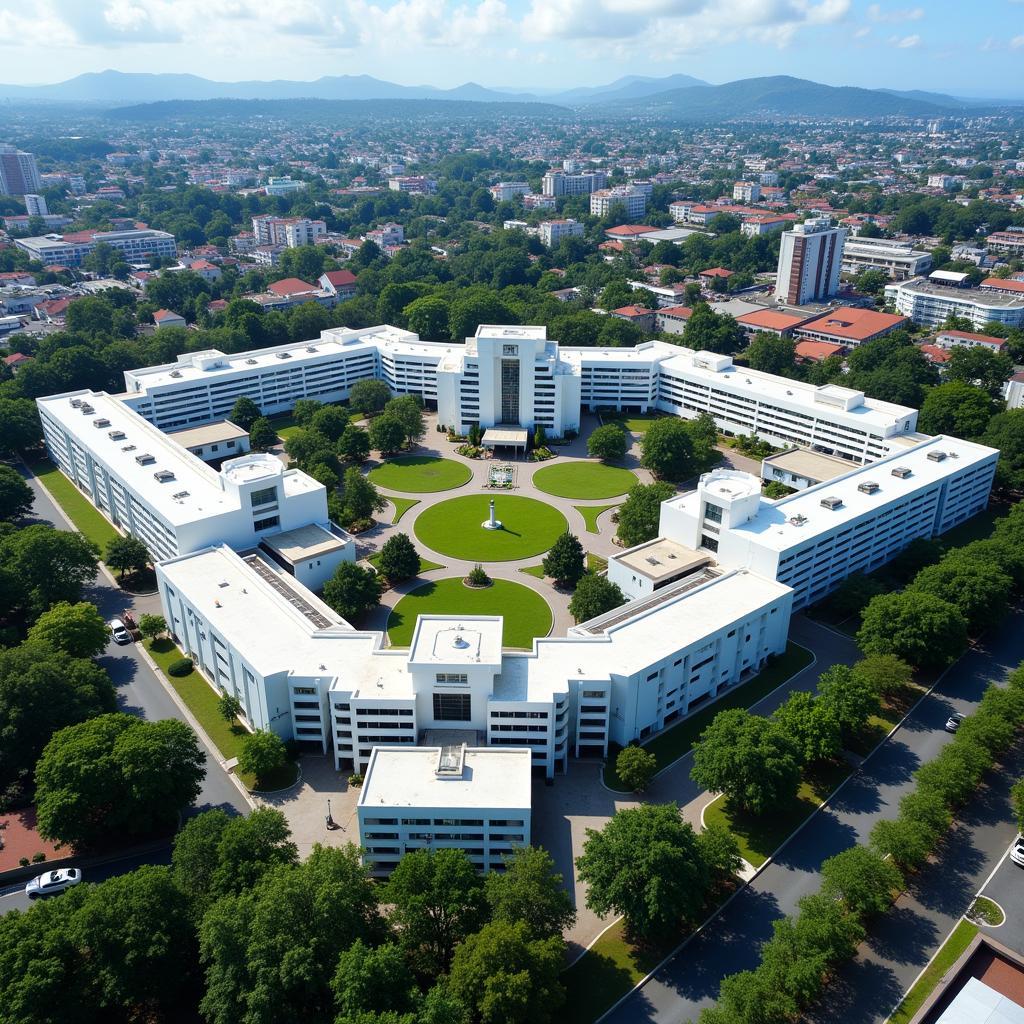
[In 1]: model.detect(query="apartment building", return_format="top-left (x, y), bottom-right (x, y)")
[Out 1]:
top-left (36, 391), bottom-right (342, 565)
top-left (590, 187), bottom-right (647, 220)
top-left (489, 182), bottom-right (530, 202)
top-left (14, 228), bottom-right (177, 268)
top-left (388, 176), bottom-right (437, 194)
top-left (357, 746), bottom-right (532, 876)
top-left (23, 194), bottom-right (47, 217)
top-left (251, 216), bottom-right (326, 248)
top-left (933, 329), bottom-right (1007, 354)
top-left (840, 237), bottom-right (933, 281)
top-left (884, 278), bottom-right (1024, 329)
top-left (774, 218), bottom-right (847, 304)
top-left (986, 231), bottom-right (1024, 257)
top-left (733, 182), bottom-right (761, 203)
top-left (264, 177), bottom-right (305, 196)
top-left (539, 218), bottom-right (584, 247)
top-left (0, 146), bottom-right (41, 195)
top-left (541, 169), bottom-right (607, 197)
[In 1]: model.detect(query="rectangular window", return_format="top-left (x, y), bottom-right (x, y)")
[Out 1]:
top-left (433, 693), bottom-right (471, 721)
top-left (703, 502), bottom-right (723, 523)
top-left (250, 486), bottom-right (278, 508)
top-left (701, 534), bottom-right (719, 552)
top-left (435, 672), bottom-right (468, 685)
top-left (253, 515), bottom-right (280, 532)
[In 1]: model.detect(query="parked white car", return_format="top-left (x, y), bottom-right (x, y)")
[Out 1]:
top-left (945, 712), bottom-right (965, 733)
top-left (109, 618), bottom-right (132, 645)
top-left (25, 868), bottom-right (82, 899)
top-left (1011, 836), bottom-right (1024, 868)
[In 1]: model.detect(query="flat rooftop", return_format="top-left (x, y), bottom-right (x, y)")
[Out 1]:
top-left (167, 420), bottom-right (249, 448)
top-left (894, 279), bottom-right (1024, 309)
top-left (358, 746), bottom-right (532, 811)
top-left (260, 523), bottom-right (349, 563)
top-left (614, 537), bottom-right (711, 582)
top-left (762, 447), bottom-right (858, 484)
top-left (409, 616), bottom-right (503, 668)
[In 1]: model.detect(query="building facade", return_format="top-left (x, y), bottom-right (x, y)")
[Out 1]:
top-left (539, 218), bottom-right (585, 247)
top-left (14, 228), bottom-right (177, 268)
top-left (590, 187), bottom-right (647, 219)
top-left (840, 237), bottom-right (933, 280)
top-left (884, 278), bottom-right (1024, 329)
top-left (774, 218), bottom-right (847, 304)
top-left (541, 170), bottom-right (606, 197)
top-left (0, 146), bottom-right (41, 196)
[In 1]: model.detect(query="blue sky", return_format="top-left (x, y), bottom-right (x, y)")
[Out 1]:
top-left (0, 1), bottom-right (1021, 96)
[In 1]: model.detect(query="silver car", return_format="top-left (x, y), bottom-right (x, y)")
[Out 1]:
top-left (1011, 836), bottom-right (1024, 868)
top-left (945, 712), bottom-right (966, 733)
top-left (25, 868), bottom-right (82, 899)
top-left (109, 619), bottom-right (132, 645)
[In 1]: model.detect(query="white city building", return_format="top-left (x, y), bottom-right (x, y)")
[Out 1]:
top-left (539, 218), bottom-right (585, 247)
top-left (774, 218), bottom-right (846, 305)
top-left (23, 194), bottom-right (48, 217)
top-left (590, 187), bottom-right (647, 220)
top-left (884, 278), bottom-right (1024, 329)
top-left (14, 228), bottom-right (177, 268)
top-left (489, 182), bottom-right (530, 202)
top-left (841, 237), bottom-right (933, 281)
top-left (264, 177), bottom-right (305, 196)
top-left (733, 182), bottom-right (761, 203)
top-left (252, 216), bottom-right (326, 248)
top-left (541, 170), bottom-right (606, 197)
top-left (357, 745), bottom-right (532, 876)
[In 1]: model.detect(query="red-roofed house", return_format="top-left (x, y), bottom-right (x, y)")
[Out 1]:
top-left (793, 307), bottom-right (908, 347)
top-left (598, 240), bottom-right (625, 255)
top-left (153, 309), bottom-right (187, 329)
top-left (735, 308), bottom-right (811, 338)
top-left (604, 225), bottom-right (657, 240)
top-left (655, 305), bottom-right (693, 335)
top-left (318, 269), bottom-right (358, 301)
top-left (919, 344), bottom-right (953, 365)
top-left (268, 277), bottom-right (318, 298)
top-left (3, 352), bottom-right (32, 373)
top-left (794, 340), bottom-right (846, 363)
top-left (980, 277), bottom-right (1024, 296)
top-left (34, 297), bottom-right (73, 324)
top-left (207, 298), bottom-right (228, 314)
top-left (610, 305), bottom-right (656, 331)
top-left (933, 329), bottom-right (1007, 354)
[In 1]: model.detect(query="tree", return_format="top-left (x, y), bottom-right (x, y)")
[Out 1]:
top-left (247, 417), bottom-right (278, 452)
top-left (377, 532), bottom-right (420, 581)
top-left (772, 690), bottom-right (842, 765)
top-left (340, 466), bottom-right (386, 524)
top-left (0, 524), bottom-right (99, 617)
top-left (910, 551), bottom-right (1013, 633)
top-left (917, 381), bottom-right (995, 438)
top-left (745, 333), bottom-right (796, 376)
top-left (349, 379), bottom-right (392, 417)
top-left (217, 692), bottom-right (243, 724)
top-left (851, 653), bottom-right (913, 699)
top-left (484, 846), bottom-right (576, 940)
top-left (640, 418), bottom-right (697, 481)
top-left (984, 410), bottom-right (1024, 493)
top-left (311, 405), bottom-right (351, 442)
top-left (384, 848), bottom-right (488, 973)
top-left (35, 713), bottom-right (205, 848)
top-left (104, 534), bottom-right (150, 578)
top-left (138, 613), bottom-right (166, 641)
top-left (292, 398), bottom-right (323, 426)
top-left (383, 395), bottom-right (425, 446)
top-left (333, 940), bottom-right (420, 1019)
top-left (945, 345), bottom-right (1015, 399)
top-left (1013, 778), bottom-right (1024, 833)
top-left (323, 561), bottom-right (382, 622)
top-left (542, 531), bottom-right (586, 587)
top-left (854, 268), bottom-right (889, 295)
top-left (815, 664), bottom-right (880, 741)
top-left (338, 424), bottom-right (370, 462)
top-left (230, 396), bottom-right (261, 431)
top-left (820, 845), bottom-right (902, 919)
top-left (616, 744), bottom-right (658, 792)
top-left (857, 590), bottom-right (968, 669)
top-left (0, 464), bottom-right (33, 521)
top-left (238, 729), bottom-right (287, 784)
top-left (405, 295), bottom-right (450, 340)
top-left (369, 415), bottom-right (406, 456)
top-left (870, 814), bottom-right (936, 870)
top-left (448, 920), bottom-right (565, 1024)
top-left (681, 303), bottom-right (745, 355)
top-left (695, 822), bottom-right (743, 884)
top-left (0, 398), bottom-right (43, 455)
top-left (27, 601), bottom-right (110, 659)
top-left (690, 708), bottom-right (802, 814)
top-left (825, 572), bottom-right (886, 620)
top-left (576, 803), bottom-right (713, 936)
top-left (568, 573), bottom-right (625, 623)
top-left (587, 423), bottom-right (629, 462)
top-left (616, 482), bottom-right (676, 547)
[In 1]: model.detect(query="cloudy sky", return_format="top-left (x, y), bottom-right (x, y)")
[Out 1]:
top-left (0, 0), bottom-right (1021, 95)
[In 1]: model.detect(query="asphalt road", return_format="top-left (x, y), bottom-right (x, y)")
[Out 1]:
top-left (603, 615), bottom-right (1024, 1024)
top-left (978, 828), bottom-right (1024, 954)
top-left (0, 462), bottom-right (248, 916)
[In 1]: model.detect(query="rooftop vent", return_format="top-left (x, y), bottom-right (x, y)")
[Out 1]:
top-left (134, 452), bottom-right (155, 465)
top-left (92, 417), bottom-right (111, 428)
top-left (153, 469), bottom-right (175, 482)
top-left (788, 514), bottom-right (808, 527)
top-left (121, 444), bottom-right (136, 452)
top-left (452, 634), bottom-right (469, 650)
top-left (169, 370), bottom-right (182, 378)
top-left (108, 429), bottom-right (126, 441)
top-left (820, 496), bottom-right (843, 510)
top-left (306, 346), bottom-right (318, 353)
top-left (275, 351), bottom-right (291, 359)
top-left (172, 490), bottom-right (190, 500)
top-left (70, 398), bottom-right (82, 408)
top-left (891, 466), bottom-right (912, 479)
top-left (246, 358), bottom-right (257, 365)
top-left (79, 403), bottom-right (94, 415)
top-left (857, 481), bottom-right (879, 494)
top-left (927, 450), bottom-right (947, 462)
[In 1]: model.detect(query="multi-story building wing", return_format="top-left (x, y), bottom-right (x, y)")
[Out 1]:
top-left (541, 170), bottom-right (607, 197)
top-left (14, 228), bottom-right (177, 268)
top-left (774, 217), bottom-right (846, 304)
top-left (840, 237), bottom-right (933, 280)
top-left (885, 278), bottom-right (1024, 329)
top-left (0, 146), bottom-right (41, 195)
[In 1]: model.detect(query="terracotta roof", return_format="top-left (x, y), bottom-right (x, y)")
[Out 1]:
top-left (321, 269), bottom-right (357, 287)
top-left (153, 309), bottom-right (183, 321)
top-left (605, 225), bottom-right (657, 237)
top-left (736, 309), bottom-right (809, 332)
top-left (981, 277), bottom-right (1024, 294)
top-left (612, 305), bottom-right (655, 317)
top-left (919, 344), bottom-right (952, 364)
top-left (795, 306), bottom-right (908, 343)
top-left (935, 329), bottom-right (1006, 347)
top-left (3, 353), bottom-right (31, 367)
top-left (794, 340), bottom-right (845, 361)
top-left (699, 267), bottom-right (733, 278)
top-left (658, 305), bottom-right (693, 318)
top-left (268, 277), bottom-right (317, 296)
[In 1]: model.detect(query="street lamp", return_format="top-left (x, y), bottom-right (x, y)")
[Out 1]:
top-left (326, 798), bottom-right (335, 830)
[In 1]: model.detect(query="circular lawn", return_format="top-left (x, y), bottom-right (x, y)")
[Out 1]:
top-left (532, 461), bottom-right (637, 500)
top-left (387, 578), bottom-right (552, 649)
top-left (414, 494), bottom-right (567, 561)
top-left (367, 455), bottom-right (472, 493)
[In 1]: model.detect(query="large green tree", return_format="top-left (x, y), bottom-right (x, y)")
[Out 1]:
top-left (745, 333), bottom-right (796, 375)
top-left (542, 531), bottom-right (586, 587)
top-left (568, 573), bottom-right (625, 623)
top-left (0, 464), bottom-right (33, 521)
top-left (910, 551), bottom-right (1013, 632)
top-left (377, 532), bottom-right (421, 581)
top-left (0, 398), bottom-right (42, 455)
top-left (104, 534), bottom-right (150, 578)
top-left (484, 846), bottom-right (576, 940)
top-left (349, 379), bottom-right (392, 416)
top-left (985, 409), bottom-right (1024, 493)
top-left (944, 345), bottom-right (1015, 398)
top-left (916, 381), bottom-right (995, 438)
top-left (857, 590), bottom-right (969, 668)
top-left (332, 939), bottom-right (420, 1020)
top-left (587, 423), bottom-right (629, 462)
top-left (616, 482), bottom-right (676, 547)
top-left (323, 561), bottom-right (382, 622)
top-left (640, 417), bottom-right (697, 481)
top-left (340, 466), bottom-right (386, 523)
top-left (772, 690), bottom-right (842, 765)
top-left (815, 664), bottom-right (881, 741)
top-left (0, 524), bottom-right (99, 618)
top-left (27, 601), bottom-right (110, 659)
top-left (230, 396), bottom-right (261, 431)
top-left (819, 845), bottom-right (903, 919)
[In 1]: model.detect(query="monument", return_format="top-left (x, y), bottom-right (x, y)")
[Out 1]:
top-left (481, 498), bottom-right (503, 531)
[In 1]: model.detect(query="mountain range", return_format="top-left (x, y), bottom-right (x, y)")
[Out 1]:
top-left (0, 69), bottom-right (1020, 119)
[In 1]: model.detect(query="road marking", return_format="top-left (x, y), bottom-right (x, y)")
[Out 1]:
top-left (977, 836), bottom-right (1016, 898)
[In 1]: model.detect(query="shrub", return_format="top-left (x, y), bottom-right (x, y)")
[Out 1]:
top-left (18, 857), bottom-right (28, 867)
top-left (31, 851), bottom-right (46, 863)
top-left (467, 564), bottom-right (491, 587)
top-left (616, 745), bottom-right (658, 792)
top-left (168, 657), bottom-right (193, 677)
top-left (348, 773), bottom-right (364, 787)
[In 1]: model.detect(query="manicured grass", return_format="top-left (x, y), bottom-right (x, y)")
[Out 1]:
top-left (602, 642), bottom-right (815, 790)
top-left (368, 455), bottom-right (472, 493)
top-left (145, 638), bottom-right (247, 761)
top-left (703, 758), bottom-right (852, 867)
top-left (562, 921), bottom-right (663, 1024)
top-left (575, 503), bottom-right (618, 534)
top-left (268, 413), bottom-right (303, 441)
top-left (414, 494), bottom-right (568, 561)
top-left (367, 551), bottom-right (444, 576)
top-left (533, 462), bottom-right (637, 500)
top-left (588, 552), bottom-right (608, 574)
top-left (600, 411), bottom-right (665, 433)
top-left (889, 919), bottom-right (979, 1024)
top-left (387, 578), bottom-right (552, 649)
top-left (968, 896), bottom-right (1004, 926)
top-left (388, 496), bottom-right (420, 524)
top-left (30, 459), bottom-right (120, 551)
top-left (520, 564), bottom-right (546, 579)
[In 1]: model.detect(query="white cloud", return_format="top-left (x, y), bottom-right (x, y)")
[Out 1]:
top-left (867, 3), bottom-right (924, 22)
top-left (1011, 34), bottom-right (1024, 47)
top-left (890, 32), bottom-right (921, 47)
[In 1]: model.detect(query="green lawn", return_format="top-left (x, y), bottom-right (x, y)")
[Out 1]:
top-left (533, 462), bottom-right (637, 500)
top-left (268, 413), bottom-right (303, 441)
top-left (388, 496), bottom-right (420, 524)
top-left (603, 643), bottom-right (815, 790)
top-left (414, 494), bottom-right (568, 561)
top-left (368, 455), bottom-right (472, 493)
top-left (600, 411), bottom-right (665, 433)
top-left (387, 578), bottom-right (552, 649)
top-left (703, 759), bottom-right (851, 867)
top-left (588, 552), bottom-right (608, 574)
top-left (30, 459), bottom-right (120, 551)
top-left (367, 551), bottom-right (444, 577)
top-left (520, 564), bottom-right (546, 579)
top-left (575, 503), bottom-right (618, 534)
top-left (888, 920), bottom-right (979, 1024)
top-left (562, 921), bottom-right (663, 1024)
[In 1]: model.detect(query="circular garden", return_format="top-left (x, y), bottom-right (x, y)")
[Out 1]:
top-left (368, 455), bottom-right (472, 493)
top-left (414, 494), bottom-right (568, 561)
top-left (532, 461), bottom-right (637, 500)
top-left (387, 578), bottom-right (552, 649)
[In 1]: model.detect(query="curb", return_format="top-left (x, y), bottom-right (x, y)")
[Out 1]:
top-left (251, 762), bottom-right (305, 799)
top-left (135, 643), bottom-right (257, 811)
top-left (0, 834), bottom-right (173, 886)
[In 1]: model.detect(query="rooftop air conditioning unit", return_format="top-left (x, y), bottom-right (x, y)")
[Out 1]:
top-left (172, 490), bottom-right (190, 500)
top-left (891, 466), bottom-right (911, 479)
top-left (108, 430), bottom-right (126, 441)
top-left (857, 481), bottom-right (879, 494)
top-left (788, 514), bottom-right (808, 526)
top-left (70, 398), bottom-right (82, 408)
top-left (93, 418), bottom-right (111, 428)
top-left (246, 358), bottom-right (257, 365)
top-left (820, 496), bottom-right (843, 510)
top-left (275, 351), bottom-right (291, 359)
top-left (153, 469), bottom-right (175, 482)
top-left (80, 403), bottom-right (94, 415)
top-left (927, 450), bottom-right (947, 462)
top-left (170, 370), bottom-right (182, 378)
top-left (135, 452), bottom-right (155, 465)
top-left (122, 444), bottom-right (136, 452)
top-left (306, 346), bottom-right (317, 353)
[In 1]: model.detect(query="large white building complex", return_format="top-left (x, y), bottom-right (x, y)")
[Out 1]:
top-left (840, 236), bottom-right (933, 280)
top-left (14, 227), bottom-right (177, 268)
top-left (774, 217), bottom-right (847, 304)
top-left (884, 278), bottom-right (1024, 329)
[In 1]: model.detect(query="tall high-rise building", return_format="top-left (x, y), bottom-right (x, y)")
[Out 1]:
top-left (774, 217), bottom-right (846, 305)
top-left (24, 194), bottom-right (48, 217)
top-left (0, 146), bottom-right (42, 196)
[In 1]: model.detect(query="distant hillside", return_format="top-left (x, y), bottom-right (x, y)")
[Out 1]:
top-left (105, 97), bottom-right (570, 122)
top-left (610, 76), bottom-right (967, 120)
top-left (550, 73), bottom-right (708, 105)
